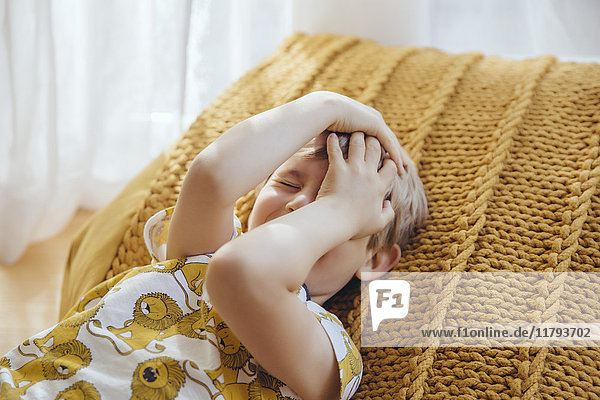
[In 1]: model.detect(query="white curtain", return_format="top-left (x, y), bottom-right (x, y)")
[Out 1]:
top-left (294, 0), bottom-right (600, 62)
top-left (1, 0), bottom-right (598, 264)
top-left (0, 0), bottom-right (292, 264)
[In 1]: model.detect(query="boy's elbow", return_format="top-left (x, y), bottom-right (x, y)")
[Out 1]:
top-left (206, 246), bottom-right (261, 308)
top-left (206, 248), bottom-right (236, 298)
top-left (186, 155), bottom-right (226, 198)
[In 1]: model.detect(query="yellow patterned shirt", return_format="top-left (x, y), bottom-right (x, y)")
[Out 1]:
top-left (0, 208), bottom-right (362, 399)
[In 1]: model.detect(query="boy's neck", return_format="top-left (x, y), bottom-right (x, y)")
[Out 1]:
top-left (307, 290), bottom-right (334, 306)
top-left (311, 294), bottom-right (327, 306)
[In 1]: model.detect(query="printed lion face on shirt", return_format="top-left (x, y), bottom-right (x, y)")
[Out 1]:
top-left (176, 302), bottom-right (210, 339)
top-left (11, 340), bottom-right (92, 395)
top-left (133, 292), bottom-right (183, 330)
top-left (131, 357), bottom-right (185, 400)
top-left (204, 321), bottom-right (253, 392)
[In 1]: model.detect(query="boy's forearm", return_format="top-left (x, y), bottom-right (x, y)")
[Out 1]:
top-left (208, 197), bottom-right (354, 292)
top-left (206, 197), bottom-right (355, 399)
top-left (194, 92), bottom-right (339, 203)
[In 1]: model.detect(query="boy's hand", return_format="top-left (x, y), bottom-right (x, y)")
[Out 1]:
top-left (317, 131), bottom-right (397, 240)
top-left (312, 91), bottom-right (407, 175)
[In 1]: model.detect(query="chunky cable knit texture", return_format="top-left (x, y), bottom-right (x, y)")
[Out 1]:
top-left (102, 33), bottom-right (600, 399)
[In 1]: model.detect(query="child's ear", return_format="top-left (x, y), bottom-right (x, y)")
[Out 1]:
top-left (356, 244), bottom-right (401, 281)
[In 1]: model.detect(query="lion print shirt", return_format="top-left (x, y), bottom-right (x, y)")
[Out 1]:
top-left (0, 207), bottom-right (362, 399)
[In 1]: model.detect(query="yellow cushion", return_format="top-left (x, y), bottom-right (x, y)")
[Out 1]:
top-left (60, 32), bottom-right (600, 398)
top-left (60, 153), bottom-right (167, 316)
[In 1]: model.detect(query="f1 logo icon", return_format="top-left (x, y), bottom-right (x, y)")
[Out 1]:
top-left (369, 280), bottom-right (411, 331)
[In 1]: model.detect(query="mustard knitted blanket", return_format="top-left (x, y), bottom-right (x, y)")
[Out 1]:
top-left (105, 33), bottom-right (600, 398)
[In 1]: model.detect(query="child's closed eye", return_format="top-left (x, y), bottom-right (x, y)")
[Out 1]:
top-left (277, 180), bottom-right (301, 190)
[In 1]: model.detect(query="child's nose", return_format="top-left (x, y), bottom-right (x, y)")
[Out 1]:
top-left (285, 192), bottom-right (312, 212)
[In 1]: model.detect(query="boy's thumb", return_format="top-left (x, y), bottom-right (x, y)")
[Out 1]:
top-left (382, 200), bottom-right (394, 225)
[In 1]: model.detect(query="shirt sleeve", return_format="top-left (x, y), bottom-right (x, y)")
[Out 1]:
top-left (305, 301), bottom-right (363, 400)
top-left (143, 206), bottom-right (243, 262)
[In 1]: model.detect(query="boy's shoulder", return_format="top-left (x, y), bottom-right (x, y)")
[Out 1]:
top-left (144, 206), bottom-right (242, 263)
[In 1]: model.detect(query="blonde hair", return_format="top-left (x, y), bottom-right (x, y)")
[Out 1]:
top-left (299, 132), bottom-right (428, 252)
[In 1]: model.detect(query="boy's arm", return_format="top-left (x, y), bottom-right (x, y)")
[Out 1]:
top-left (206, 133), bottom-right (397, 399)
top-left (166, 91), bottom-right (405, 259)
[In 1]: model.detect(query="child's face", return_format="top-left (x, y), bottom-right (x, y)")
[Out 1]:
top-left (247, 150), bottom-right (373, 302)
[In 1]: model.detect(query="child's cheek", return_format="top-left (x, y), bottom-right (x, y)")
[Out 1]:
top-left (249, 187), bottom-right (284, 228)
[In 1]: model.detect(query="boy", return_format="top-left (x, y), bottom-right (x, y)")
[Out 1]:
top-left (0, 91), bottom-right (427, 400)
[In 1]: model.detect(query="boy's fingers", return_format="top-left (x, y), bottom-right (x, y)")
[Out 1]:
top-left (326, 133), bottom-right (343, 165)
top-left (348, 131), bottom-right (366, 162)
top-left (378, 158), bottom-right (397, 185)
top-left (397, 145), bottom-right (410, 170)
top-left (376, 125), bottom-right (404, 174)
top-left (365, 136), bottom-right (382, 166)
